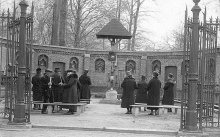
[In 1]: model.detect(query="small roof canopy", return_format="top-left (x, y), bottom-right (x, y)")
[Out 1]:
top-left (96, 19), bottom-right (132, 39)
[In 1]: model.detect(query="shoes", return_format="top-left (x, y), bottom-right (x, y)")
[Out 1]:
top-left (168, 108), bottom-right (172, 112)
top-left (148, 113), bottom-right (153, 115)
top-left (129, 111), bottom-right (132, 114)
top-left (66, 111), bottom-right (74, 115)
top-left (155, 110), bottom-right (159, 115)
top-left (41, 111), bottom-right (47, 114)
top-left (125, 111), bottom-right (130, 114)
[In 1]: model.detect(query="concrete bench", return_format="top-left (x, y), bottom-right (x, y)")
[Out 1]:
top-left (131, 104), bottom-right (164, 117)
top-left (33, 102), bottom-right (86, 115)
top-left (131, 104), bottom-right (183, 117)
top-left (80, 99), bottom-right (91, 104)
top-left (57, 103), bottom-right (86, 115)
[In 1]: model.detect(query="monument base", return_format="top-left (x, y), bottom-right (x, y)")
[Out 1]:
top-left (99, 88), bottom-right (121, 105)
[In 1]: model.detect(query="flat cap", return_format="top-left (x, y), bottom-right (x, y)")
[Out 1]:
top-left (45, 69), bottom-right (52, 72)
top-left (36, 68), bottom-right (41, 71)
top-left (66, 69), bottom-right (76, 73)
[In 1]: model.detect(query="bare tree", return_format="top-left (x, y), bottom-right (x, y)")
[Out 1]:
top-left (33, 0), bottom-right (53, 45)
top-left (67, 0), bottom-right (106, 49)
top-left (163, 23), bottom-right (184, 51)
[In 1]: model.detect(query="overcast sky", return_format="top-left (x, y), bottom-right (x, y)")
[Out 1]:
top-left (1, 0), bottom-right (219, 49)
top-left (142, 0), bottom-right (219, 47)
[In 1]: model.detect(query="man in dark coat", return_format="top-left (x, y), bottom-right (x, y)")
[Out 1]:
top-left (41, 69), bottom-right (54, 114)
top-left (162, 73), bottom-right (176, 112)
top-left (79, 69), bottom-right (91, 100)
top-left (135, 75), bottom-right (148, 111)
top-left (121, 71), bottom-right (137, 114)
top-left (62, 69), bottom-right (80, 115)
top-left (146, 71), bottom-right (161, 115)
top-left (51, 68), bottom-right (65, 102)
top-left (31, 68), bottom-right (43, 109)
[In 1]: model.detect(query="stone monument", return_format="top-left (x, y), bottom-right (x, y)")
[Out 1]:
top-left (96, 19), bottom-right (132, 104)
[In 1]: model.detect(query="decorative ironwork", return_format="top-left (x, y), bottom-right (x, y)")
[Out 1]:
top-left (125, 60), bottom-right (136, 73)
top-left (181, 7), bottom-right (219, 130)
top-left (69, 57), bottom-right (79, 71)
top-left (95, 58), bottom-right (105, 73)
top-left (0, 2), bottom-right (34, 123)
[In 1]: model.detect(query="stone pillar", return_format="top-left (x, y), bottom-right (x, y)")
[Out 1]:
top-left (13, 1), bottom-right (28, 123)
top-left (185, 0), bottom-right (201, 131)
top-left (140, 56), bottom-right (147, 76)
top-left (84, 54), bottom-right (90, 70)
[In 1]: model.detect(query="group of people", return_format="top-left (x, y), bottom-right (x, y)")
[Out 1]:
top-left (31, 67), bottom-right (91, 115)
top-left (121, 71), bottom-right (176, 115)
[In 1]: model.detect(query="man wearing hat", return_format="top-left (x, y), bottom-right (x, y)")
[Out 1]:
top-left (51, 68), bottom-right (65, 102)
top-left (31, 68), bottom-right (43, 109)
top-left (79, 69), bottom-right (91, 101)
top-left (41, 69), bottom-right (54, 114)
top-left (62, 69), bottom-right (81, 114)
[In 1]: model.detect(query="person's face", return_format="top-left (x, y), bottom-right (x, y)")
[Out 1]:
top-left (47, 72), bottom-right (52, 77)
top-left (67, 72), bottom-right (72, 77)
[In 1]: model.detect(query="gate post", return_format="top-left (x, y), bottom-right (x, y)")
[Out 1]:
top-left (13, 1), bottom-right (29, 123)
top-left (185, 0), bottom-right (201, 131)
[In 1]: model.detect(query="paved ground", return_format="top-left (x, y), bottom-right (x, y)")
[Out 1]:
top-left (0, 98), bottom-right (216, 137)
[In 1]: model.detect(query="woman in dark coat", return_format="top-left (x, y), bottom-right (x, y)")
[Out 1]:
top-left (146, 71), bottom-right (161, 115)
top-left (162, 73), bottom-right (176, 112)
top-left (62, 69), bottom-right (79, 115)
top-left (135, 75), bottom-right (148, 104)
top-left (79, 69), bottom-right (91, 100)
top-left (121, 71), bottom-right (137, 114)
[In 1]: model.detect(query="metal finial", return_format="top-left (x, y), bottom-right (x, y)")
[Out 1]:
top-left (193, 0), bottom-right (200, 5)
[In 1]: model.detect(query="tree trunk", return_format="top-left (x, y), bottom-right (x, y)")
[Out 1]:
top-left (127, 0), bottom-right (133, 51)
top-left (131, 0), bottom-right (141, 51)
top-left (51, 0), bottom-right (61, 45)
top-left (74, 0), bottom-right (81, 48)
top-left (59, 0), bottom-right (67, 46)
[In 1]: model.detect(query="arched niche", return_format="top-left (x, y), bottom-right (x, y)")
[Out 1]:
top-left (95, 58), bottom-right (105, 73)
top-left (152, 60), bottom-right (161, 74)
top-left (69, 57), bottom-right (79, 71)
top-left (125, 60), bottom-right (136, 73)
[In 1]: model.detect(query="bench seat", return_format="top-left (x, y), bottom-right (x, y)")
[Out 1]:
top-left (131, 104), bottom-right (184, 117)
top-left (33, 102), bottom-right (87, 115)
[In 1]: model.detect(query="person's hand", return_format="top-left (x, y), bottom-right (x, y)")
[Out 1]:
top-left (59, 82), bottom-right (63, 86)
top-left (48, 82), bottom-right (52, 86)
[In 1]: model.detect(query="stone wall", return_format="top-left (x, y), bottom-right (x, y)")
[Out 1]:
top-left (32, 45), bottom-right (185, 91)
top-left (1, 43), bottom-right (220, 99)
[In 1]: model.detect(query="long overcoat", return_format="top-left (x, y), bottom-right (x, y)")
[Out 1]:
top-left (31, 73), bottom-right (43, 101)
top-left (121, 76), bottom-right (137, 108)
top-left (51, 73), bottom-right (65, 102)
top-left (62, 74), bottom-right (78, 111)
top-left (79, 74), bottom-right (91, 99)
top-left (146, 77), bottom-right (161, 110)
top-left (162, 79), bottom-right (175, 105)
top-left (135, 80), bottom-right (148, 103)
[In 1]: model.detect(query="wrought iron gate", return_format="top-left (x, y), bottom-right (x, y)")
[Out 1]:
top-left (181, 8), bottom-right (220, 129)
top-left (0, 3), bottom-right (34, 123)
